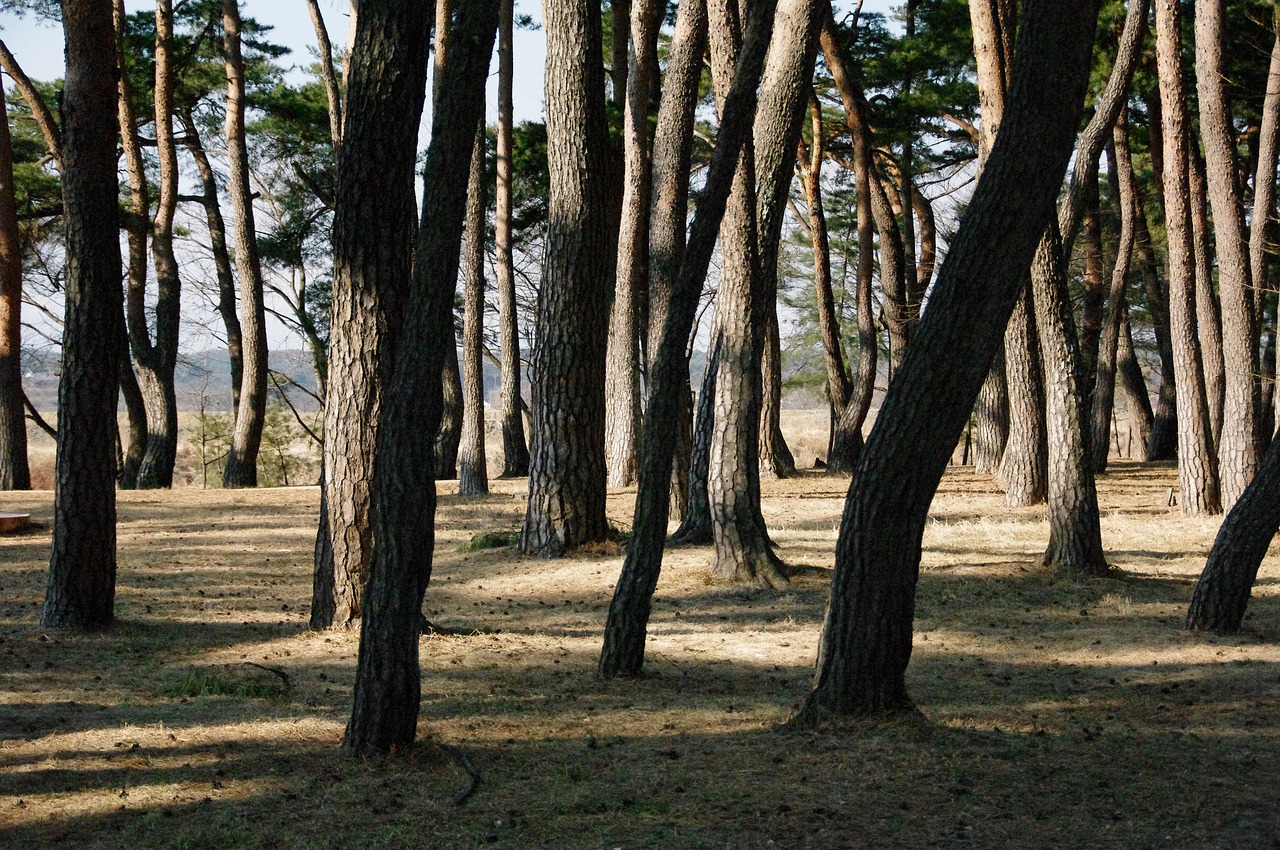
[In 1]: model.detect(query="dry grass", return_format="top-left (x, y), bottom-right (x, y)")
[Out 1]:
top-left (3, 418), bottom-right (1280, 848)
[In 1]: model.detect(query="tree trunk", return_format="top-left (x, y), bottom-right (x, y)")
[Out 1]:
top-left (1155, 0), bottom-right (1221, 515)
top-left (304, 0), bottom-right (343, 153)
top-left (1000, 285), bottom-right (1047, 505)
top-left (1249, 18), bottom-right (1280, 354)
top-left (1031, 224), bottom-right (1107, 576)
top-left (787, 0), bottom-right (1099, 725)
top-left (1092, 118), bottom-right (1138, 473)
top-left (1079, 190), bottom-right (1105, 397)
top-left (459, 122), bottom-right (490, 497)
top-left (222, 0), bottom-right (270, 489)
top-left (133, 0), bottom-right (182, 490)
top-left (1117, 305), bottom-right (1155, 455)
top-left (42, 0), bottom-right (123, 629)
top-left (519, 0), bottom-right (614, 557)
top-left (117, 334), bottom-right (147, 491)
top-left (1195, 0), bottom-right (1259, 510)
top-left (1135, 200), bottom-right (1178, 461)
top-left (345, 0), bottom-right (494, 757)
top-left (495, 0), bottom-right (529, 479)
top-left (0, 77), bottom-right (28, 490)
top-left (599, 0), bottom-right (778, 677)
top-left (672, 338), bottom-right (717, 545)
top-left (1189, 150), bottom-right (1225, 456)
top-left (313, 0), bottom-right (432, 631)
top-left (435, 329), bottom-right (463, 480)
top-left (1186, 428), bottom-right (1280, 633)
top-left (605, 0), bottom-right (663, 488)
top-left (758, 303), bottom-right (796, 479)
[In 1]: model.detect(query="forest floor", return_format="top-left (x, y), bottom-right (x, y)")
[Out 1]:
top-left (3, 419), bottom-right (1280, 848)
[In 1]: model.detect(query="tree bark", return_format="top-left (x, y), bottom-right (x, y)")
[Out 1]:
top-left (305, 0), bottom-right (343, 153)
top-left (435, 334), bottom-right (463, 480)
top-left (520, 0), bottom-right (614, 556)
top-left (1000, 285), bottom-right (1047, 505)
top-left (459, 122), bottom-right (490, 497)
top-left (787, 0), bottom-right (1099, 725)
top-left (117, 332), bottom-right (147, 491)
top-left (758, 303), bottom-right (796, 479)
top-left (605, 0), bottom-right (663, 488)
top-left (42, 0), bottom-right (123, 629)
top-left (1195, 0), bottom-right (1259, 510)
top-left (0, 73), bottom-right (29, 490)
top-left (345, 0), bottom-right (494, 757)
top-left (222, 0), bottom-right (270, 489)
top-left (1249, 18), bottom-right (1280, 354)
top-left (1117, 305), bottom-right (1155, 455)
top-left (1135, 199), bottom-right (1178, 461)
top-left (672, 338), bottom-right (717, 545)
top-left (1156, 0), bottom-right (1221, 515)
top-left (313, 0), bottom-right (433, 631)
top-left (600, 0), bottom-right (779, 677)
top-left (495, 0), bottom-right (529, 479)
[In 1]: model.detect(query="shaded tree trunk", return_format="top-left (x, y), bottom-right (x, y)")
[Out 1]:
top-left (1117, 305), bottom-right (1155, 454)
top-left (459, 121), bottom-right (490, 497)
top-left (759, 304), bottom-right (796, 479)
top-left (222, 0), bottom-right (269, 489)
top-left (435, 333), bottom-right (463, 480)
top-left (1000, 285), bottom-right (1047, 505)
top-left (787, 0), bottom-right (1098, 725)
top-left (42, 0), bottom-right (123, 629)
top-left (1189, 150), bottom-right (1225, 455)
top-left (1135, 200), bottom-right (1178, 461)
top-left (1155, 0), bottom-right (1221, 515)
top-left (0, 78), bottom-right (28, 490)
top-left (117, 329), bottom-right (148, 490)
top-left (672, 336), bottom-right (717, 545)
top-left (345, 0), bottom-right (495, 756)
top-left (519, 0), bottom-right (614, 556)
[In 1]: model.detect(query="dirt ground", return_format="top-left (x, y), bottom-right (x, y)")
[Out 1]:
top-left (3, 423), bottom-right (1280, 848)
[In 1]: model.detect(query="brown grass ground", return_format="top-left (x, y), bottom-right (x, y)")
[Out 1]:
top-left (3, 418), bottom-right (1280, 848)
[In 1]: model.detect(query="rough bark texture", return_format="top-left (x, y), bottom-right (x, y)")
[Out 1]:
top-left (519, 0), bottom-right (614, 557)
top-left (0, 77), bottom-right (28, 490)
top-left (337, 0), bottom-right (437, 756)
top-left (1190, 153), bottom-right (1226, 450)
top-left (305, 0), bottom-right (343, 152)
top-left (1092, 120), bottom-right (1138, 473)
top-left (1249, 21), bottom-right (1280, 349)
top-left (312, 0), bottom-right (432, 631)
top-left (787, 0), bottom-right (1098, 725)
top-left (459, 122), bottom-right (490, 498)
top-left (600, 0), bottom-right (778, 677)
top-left (1135, 202), bottom-right (1178, 461)
top-left (133, 0), bottom-right (182, 490)
top-left (1195, 0), bottom-right (1258, 510)
top-left (673, 337), bottom-right (718, 545)
top-left (605, 0), bottom-right (663, 488)
top-left (42, 0), bottom-right (123, 629)
top-left (1031, 225), bottom-right (1107, 577)
top-left (1186, 429), bottom-right (1280, 633)
top-left (759, 305), bottom-right (796, 479)
top-left (1000, 285), bottom-right (1047, 505)
top-left (495, 0), bottom-right (529, 479)
top-left (0, 38), bottom-right (60, 167)
top-left (117, 330), bottom-right (148, 490)
top-left (222, 0), bottom-right (269, 489)
top-left (1155, 0), bottom-right (1221, 515)
top-left (1117, 306), bottom-right (1155, 455)
top-left (435, 335), bottom-right (463, 480)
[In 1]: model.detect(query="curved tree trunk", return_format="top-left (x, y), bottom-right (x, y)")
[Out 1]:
top-left (495, 0), bottom-right (529, 479)
top-left (42, 0), bottom-right (122, 629)
top-left (344, 0), bottom-right (494, 757)
top-left (1155, 0), bottom-right (1221, 515)
top-left (0, 82), bottom-right (28, 490)
top-left (459, 122), bottom-right (490, 497)
top-left (787, 0), bottom-right (1099, 727)
top-left (605, 0), bottom-right (663, 488)
top-left (222, 0), bottom-right (269, 489)
top-left (519, 0), bottom-right (613, 557)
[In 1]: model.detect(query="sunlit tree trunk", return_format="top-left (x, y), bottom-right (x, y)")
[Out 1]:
top-left (459, 122), bottom-right (490, 497)
top-left (0, 75), bottom-right (28, 490)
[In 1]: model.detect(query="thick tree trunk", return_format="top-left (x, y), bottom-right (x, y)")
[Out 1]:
top-left (495, 0), bottom-right (529, 479)
top-left (345, 0), bottom-right (494, 757)
top-left (787, 0), bottom-right (1098, 725)
top-left (133, 0), bottom-right (182, 490)
top-left (519, 0), bottom-right (614, 556)
top-left (222, 0), bottom-right (269, 489)
top-left (42, 0), bottom-right (123, 629)
top-left (1196, 0), bottom-right (1259, 510)
top-left (1000, 285), bottom-right (1047, 505)
top-left (313, 0), bottom-right (432, 631)
top-left (1092, 119), bottom-right (1138, 473)
top-left (605, 0), bottom-right (663, 488)
top-left (1186, 429), bottom-right (1280, 633)
top-left (459, 122), bottom-right (490, 497)
top-left (0, 81), bottom-right (28, 490)
top-left (1031, 225), bottom-right (1107, 576)
top-left (1155, 0), bottom-right (1221, 515)
top-left (599, 0), bottom-right (778, 677)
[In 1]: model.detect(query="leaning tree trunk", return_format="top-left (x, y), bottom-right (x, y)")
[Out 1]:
top-left (600, 0), bottom-right (779, 677)
top-left (222, 0), bottom-right (269, 489)
top-left (344, 0), bottom-right (495, 757)
top-left (1154, 0), bottom-right (1221, 515)
top-left (0, 83), bottom-right (28, 490)
top-left (42, 0), bottom-right (123, 629)
top-left (519, 0), bottom-right (614, 557)
top-left (787, 0), bottom-right (1099, 726)
top-left (312, 0), bottom-right (430, 630)
top-left (1196, 0), bottom-right (1259, 510)
top-left (605, 0), bottom-right (663, 488)
top-left (459, 121), bottom-right (490, 497)
top-left (133, 0), bottom-right (182, 490)
top-left (495, 0), bottom-right (529, 479)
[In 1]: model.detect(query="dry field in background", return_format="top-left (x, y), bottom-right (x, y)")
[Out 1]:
top-left (3, 414), bottom-right (1280, 848)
